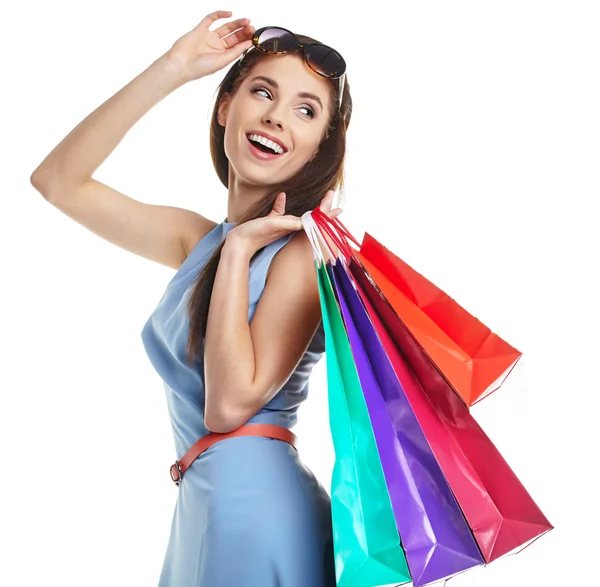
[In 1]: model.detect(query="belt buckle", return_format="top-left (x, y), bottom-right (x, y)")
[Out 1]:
top-left (169, 460), bottom-right (183, 486)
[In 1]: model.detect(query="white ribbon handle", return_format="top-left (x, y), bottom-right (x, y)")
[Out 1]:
top-left (301, 211), bottom-right (337, 268)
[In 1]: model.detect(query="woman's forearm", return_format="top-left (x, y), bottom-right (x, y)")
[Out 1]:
top-left (31, 52), bottom-right (187, 192)
top-left (203, 235), bottom-right (261, 432)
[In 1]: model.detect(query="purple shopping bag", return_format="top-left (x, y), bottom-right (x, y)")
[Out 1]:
top-left (329, 260), bottom-right (485, 586)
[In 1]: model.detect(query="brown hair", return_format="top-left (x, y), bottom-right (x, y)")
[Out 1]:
top-left (185, 35), bottom-right (352, 366)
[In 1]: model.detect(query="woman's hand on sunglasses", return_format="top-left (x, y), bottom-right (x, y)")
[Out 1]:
top-left (166, 10), bottom-right (255, 83)
top-left (225, 190), bottom-right (343, 259)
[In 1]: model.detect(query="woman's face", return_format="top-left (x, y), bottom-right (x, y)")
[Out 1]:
top-left (218, 54), bottom-right (334, 188)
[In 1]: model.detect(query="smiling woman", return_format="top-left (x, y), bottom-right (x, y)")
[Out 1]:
top-left (214, 55), bottom-right (338, 189)
top-left (145, 21), bottom-right (352, 584)
top-left (31, 10), bottom-right (351, 587)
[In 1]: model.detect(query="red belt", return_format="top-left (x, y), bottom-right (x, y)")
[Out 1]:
top-left (169, 423), bottom-right (297, 486)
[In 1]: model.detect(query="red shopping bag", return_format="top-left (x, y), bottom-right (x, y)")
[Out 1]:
top-left (313, 208), bottom-right (521, 407)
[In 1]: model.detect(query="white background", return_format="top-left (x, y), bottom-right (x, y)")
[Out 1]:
top-left (2, 1), bottom-right (598, 586)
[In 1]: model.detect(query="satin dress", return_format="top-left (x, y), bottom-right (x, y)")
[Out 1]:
top-left (140, 218), bottom-right (336, 587)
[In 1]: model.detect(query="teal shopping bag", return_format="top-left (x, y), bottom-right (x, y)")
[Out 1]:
top-left (317, 258), bottom-right (411, 587)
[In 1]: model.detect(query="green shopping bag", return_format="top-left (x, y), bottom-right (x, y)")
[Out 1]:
top-left (317, 258), bottom-right (411, 587)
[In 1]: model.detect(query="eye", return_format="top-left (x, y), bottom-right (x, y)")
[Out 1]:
top-left (251, 86), bottom-right (272, 99)
top-left (250, 86), bottom-right (316, 119)
top-left (299, 105), bottom-right (316, 119)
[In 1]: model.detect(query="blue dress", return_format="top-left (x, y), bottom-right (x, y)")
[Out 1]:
top-left (140, 218), bottom-right (336, 587)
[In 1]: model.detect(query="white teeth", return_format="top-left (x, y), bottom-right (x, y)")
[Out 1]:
top-left (248, 133), bottom-right (284, 154)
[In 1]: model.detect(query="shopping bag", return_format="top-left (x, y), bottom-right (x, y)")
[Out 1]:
top-left (312, 207), bottom-right (521, 407)
top-left (309, 208), bottom-right (553, 562)
top-left (302, 213), bottom-right (412, 587)
top-left (328, 254), bottom-right (484, 586)
top-left (349, 259), bottom-right (554, 561)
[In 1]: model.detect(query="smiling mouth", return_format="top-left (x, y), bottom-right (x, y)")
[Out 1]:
top-left (245, 133), bottom-right (286, 156)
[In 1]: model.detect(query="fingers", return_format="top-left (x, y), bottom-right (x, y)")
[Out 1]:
top-left (275, 216), bottom-right (304, 232)
top-left (215, 17), bottom-right (251, 39)
top-left (318, 190), bottom-right (343, 219)
top-left (319, 190), bottom-right (331, 210)
top-left (319, 190), bottom-right (335, 212)
top-left (221, 36), bottom-right (254, 65)
top-left (270, 192), bottom-right (286, 216)
top-left (221, 24), bottom-right (255, 50)
top-left (268, 190), bottom-right (341, 235)
top-left (195, 10), bottom-right (232, 31)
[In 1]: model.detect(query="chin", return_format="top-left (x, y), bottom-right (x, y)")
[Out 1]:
top-left (230, 162), bottom-right (281, 188)
top-left (228, 154), bottom-right (292, 189)
top-left (224, 140), bottom-right (306, 188)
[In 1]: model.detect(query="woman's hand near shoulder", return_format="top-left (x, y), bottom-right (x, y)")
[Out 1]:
top-left (226, 190), bottom-right (343, 260)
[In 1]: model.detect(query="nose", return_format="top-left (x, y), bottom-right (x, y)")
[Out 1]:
top-left (262, 115), bottom-right (283, 130)
top-left (262, 104), bottom-right (285, 130)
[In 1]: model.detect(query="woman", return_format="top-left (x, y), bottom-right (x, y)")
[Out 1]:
top-left (31, 10), bottom-right (351, 587)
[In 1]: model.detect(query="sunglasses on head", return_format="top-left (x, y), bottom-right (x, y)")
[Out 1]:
top-left (239, 26), bottom-right (346, 112)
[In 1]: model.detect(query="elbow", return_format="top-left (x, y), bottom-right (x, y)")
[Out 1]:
top-left (30, 170), bottom-right (51, 197)
top-left (204, 403), bottom-right (248, 435)
top-left (30, 169), bottom-right (60, 200)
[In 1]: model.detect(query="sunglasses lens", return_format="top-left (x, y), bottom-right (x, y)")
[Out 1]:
top-left (304, 44), bottom-right (346, 78)
top-left (256, 27), bottom-right (298, 53)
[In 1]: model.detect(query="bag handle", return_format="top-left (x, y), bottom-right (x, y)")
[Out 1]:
top-left (311, 206), bottom-right (361, 264)
top-left (301, 211), bottom-right (336, 267)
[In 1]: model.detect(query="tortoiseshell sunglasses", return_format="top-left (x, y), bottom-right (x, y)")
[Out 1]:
top-left (239, 26), bottom-right (346, 112)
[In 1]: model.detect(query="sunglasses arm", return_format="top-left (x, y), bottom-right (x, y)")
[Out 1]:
top-left (338, 74), bottom-right (345, 112)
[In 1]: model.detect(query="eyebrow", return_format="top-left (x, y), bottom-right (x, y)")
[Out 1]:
top-left (249, 75), bottom-right (324, 110)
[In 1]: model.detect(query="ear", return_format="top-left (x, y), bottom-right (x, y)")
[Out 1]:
top-left (217, 93), bottom-right (231, 127)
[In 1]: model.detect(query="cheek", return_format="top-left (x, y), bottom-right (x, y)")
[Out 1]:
top-left (222, 118), bottom-right (241, 160)
top-left (294, 133), bottom-right (324, 164)
top-left (294, 124), bottom-right (324, 153)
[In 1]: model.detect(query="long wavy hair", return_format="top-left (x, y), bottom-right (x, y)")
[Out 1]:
top-left (185, 35), bottom-right (353, 366)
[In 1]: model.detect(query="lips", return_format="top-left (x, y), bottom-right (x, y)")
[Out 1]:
top-left (245, 130), bottom-right (289, 153)
top-left (245, 134), bottom-right (288, 162)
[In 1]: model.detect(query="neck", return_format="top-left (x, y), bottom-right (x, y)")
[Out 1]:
top-left (226, 167), bottom-right (271, 224)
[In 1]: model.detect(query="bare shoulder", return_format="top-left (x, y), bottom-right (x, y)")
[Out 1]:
top-left (265, 228), bottom-right (339, 282)
top-left (265, 230), bottom-right (315, 282)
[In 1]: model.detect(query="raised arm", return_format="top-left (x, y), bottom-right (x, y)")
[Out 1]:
top-left (30, 52), bottom-right (212, 269)
top-left (30, 11), bottom-right (254, 270)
